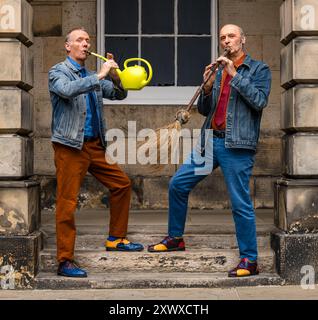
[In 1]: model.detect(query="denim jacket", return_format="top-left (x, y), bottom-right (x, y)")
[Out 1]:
top-left (197, 55), bottom-right (271, 153)
top-left (48, 58), bottom-right (127, 149)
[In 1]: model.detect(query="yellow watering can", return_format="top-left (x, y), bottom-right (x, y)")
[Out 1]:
top-left (88, 51), bottom-right (153, 90)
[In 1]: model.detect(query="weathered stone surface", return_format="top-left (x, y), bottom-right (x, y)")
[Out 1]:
top-left (32, 3), bottom-right (61, 36)
top-left (0, 180), bottom-right (40, 235)
top-left (219, 0), bottom-right (281, 35)
top-left (282, 133), bottom-right (318, 177)
top-left (104, 105), bottom-right (205, 134)
top-left (254, 176), bottom-right (277, 209)
top-left (0, 231), bottom-right (41, 289)
top-left (0, 134), bottom-right (33, 178)
top-left (263, 35), bottom-right (282, 71)
top-left (244, 35), bottom-right (263, 61)
top-left (0, 40), bottom-right (33, 91)
top-left (281, 0), bottom-right (318, 45)
top-left (34, 272), bottom-right (283, 290)
top-left (0, 0), bottom-right (33, 46)
top-left (271, 231), bottom-right (318, 284)
top-left (0, 87), bottom-right (33, 134)
top-left (40, 248), bottom-right (275, 274)
top-left (62, 1), bottom-right (96, 36)
top-left (34, 137), bottom-right (53, 175)
top-left (274, 178), bottom-right (318, 233)
top-left (281, 37), bottom-right (318, 89)
top-left (261, 103), bottom-right (281, 132)
top-left (253, 137), bottom-right (282, 176)
top-left (268, 70), bottom-right (281, 106)
top-left (281, 85), bottom-right (318, 132)
top-left (143, 170), bottom-right (255, 210)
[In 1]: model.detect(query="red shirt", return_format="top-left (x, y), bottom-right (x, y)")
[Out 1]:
top-left (211, 54), bottom-right (246, 130)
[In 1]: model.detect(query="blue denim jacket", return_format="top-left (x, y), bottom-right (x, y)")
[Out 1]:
top-left (197, 55), bottom-right (271, 153)
top-left (48, 58), bottom-right (127, 149)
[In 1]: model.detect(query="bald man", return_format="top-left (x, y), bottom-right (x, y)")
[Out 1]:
top-left (48, 27), bottom-right (143, 278)
top-left (148, 24), bottom-right (271, 278)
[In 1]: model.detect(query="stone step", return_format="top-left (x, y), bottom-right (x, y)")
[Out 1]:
top-left (34, 271), bottom-right (283, 290)
top-left (40, 248), bottom-right (275, 274)
top-left (42, 233), bottom-right (271, 250)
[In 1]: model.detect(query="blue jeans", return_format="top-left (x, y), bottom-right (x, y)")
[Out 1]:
top-left (168, 131), bottom-right (258, 261)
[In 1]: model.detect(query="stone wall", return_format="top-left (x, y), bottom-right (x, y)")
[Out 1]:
top-left (29, 0), bottom-right (283, 210)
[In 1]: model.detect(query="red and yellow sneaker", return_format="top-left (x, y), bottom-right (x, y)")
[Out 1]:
top-left (228, 258), bottom-right (259, 277)
top-left (147, 236), bottom-right (185, 252)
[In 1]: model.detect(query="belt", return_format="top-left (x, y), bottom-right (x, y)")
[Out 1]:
top-left (84, 136), bottom-right (99, 142)
top-left (213, 130), bottom-right (225, 138)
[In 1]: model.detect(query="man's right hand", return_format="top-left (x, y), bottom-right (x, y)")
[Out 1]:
top-left (97, 60), bottom-right (119, 80)
top-left (202, 63), bottom-right (218, 95)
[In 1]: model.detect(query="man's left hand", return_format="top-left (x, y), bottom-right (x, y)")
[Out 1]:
top-left (106, 52), bottom-right (121, 84)
top-left (216, 56), bottom-right (237, 78)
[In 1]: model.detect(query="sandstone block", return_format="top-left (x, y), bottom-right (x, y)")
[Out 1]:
top-left (0, 87), bottom-right (33, 134)
top-left (0, 0), bottom-right (33, 46)
top-left (281, 85), bottom-right (318, 132)
top-left (282, 133), bottom-right (318, 177)
top-left (281, 0), bottom-right (318, 44)
top-left (0, 180), bottom-right (40, 235)
top-left (0, 40), bottom-right (33, 91)
top-left (281, 37), bottom-right (318, 89)
top-left (0, 134), bottom-right (33, 178)
top-left (0, 231), bottom-right (41, 288)
top-left (274, 178), bottom-right (318, 232)
top-left (32, 3), bottom-right (61, 36)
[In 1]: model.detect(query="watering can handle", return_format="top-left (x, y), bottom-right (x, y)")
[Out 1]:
top-left (124, 58), bottom-right (153, 85)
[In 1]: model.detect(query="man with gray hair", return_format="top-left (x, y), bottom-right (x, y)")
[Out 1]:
top-left (148, 24), bottom-right (272, 278)
top-left (48, 27), bottom-right (144, 278)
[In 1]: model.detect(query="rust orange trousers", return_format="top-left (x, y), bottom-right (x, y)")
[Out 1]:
top-left (53, 138), bottom-right (131, 262)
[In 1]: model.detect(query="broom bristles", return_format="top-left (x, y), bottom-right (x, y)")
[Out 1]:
top-left (136, 120), bottom-right (183, 171)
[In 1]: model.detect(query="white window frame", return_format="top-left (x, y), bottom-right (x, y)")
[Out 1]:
top-left (97, 0), bottom-right (218, 105)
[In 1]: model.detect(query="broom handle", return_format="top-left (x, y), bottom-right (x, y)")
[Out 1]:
top-left (185, 49), bottom-right (230, 112)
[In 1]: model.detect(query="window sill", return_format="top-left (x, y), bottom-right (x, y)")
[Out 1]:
top-left (103, 86), bottom-right (199, 105)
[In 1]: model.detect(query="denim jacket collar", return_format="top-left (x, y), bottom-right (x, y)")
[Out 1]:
top-left (240, 54), bottom-right (252, 69)
top-left (64, 57), bottom-right (82, 73)
top-left (64, 58), bottom-right (96, 77)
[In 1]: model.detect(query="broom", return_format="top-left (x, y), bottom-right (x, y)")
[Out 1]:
top-left (141, 48), bottom-right (231, 169)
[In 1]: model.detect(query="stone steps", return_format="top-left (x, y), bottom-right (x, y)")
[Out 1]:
top-left (34, 272), bottom-right (283, 290)
top-left (40, 248), bottom-right (275, 274)
top-left (40, 209), bottom-right (276, 251)
top-left (43, 233), bottom-right (271, 251)
top-left (36, 209), bottom-right (280, 289)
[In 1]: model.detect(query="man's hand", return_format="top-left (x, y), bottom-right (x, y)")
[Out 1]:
top-left (202, 63), bottom-right (218, 95)
top-left (97, 53), bottom-right (120, 82)
top-left (216, 56), bottom-right (237, 78)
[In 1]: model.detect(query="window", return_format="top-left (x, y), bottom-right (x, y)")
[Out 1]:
top-left (97, 0), bottom-right (218, 104)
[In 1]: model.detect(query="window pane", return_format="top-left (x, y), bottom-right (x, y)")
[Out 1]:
top-left (105, 37), bottom-right (138, 69)
top-left (142, 0), bottom-right (174, 34)
top-left (142, 38), bottom-right (174, 86)
top-left (178, 37), bottom-right (211, 86)
top-left (178, 0), bottom-right (210, 34)
top-left (105, 0), bottom-right (138, 34)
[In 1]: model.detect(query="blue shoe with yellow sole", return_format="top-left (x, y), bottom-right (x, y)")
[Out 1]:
top-left (105, 238), bottom-right (144, 252)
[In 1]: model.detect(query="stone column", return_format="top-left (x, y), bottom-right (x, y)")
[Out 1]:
top-left (272, 0), bottom-right (318, 284)
top-left (0, 0), bottom-right (41, 289)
